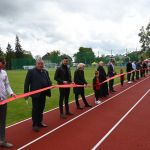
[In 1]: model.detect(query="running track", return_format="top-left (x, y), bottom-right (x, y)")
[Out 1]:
top-left (2, 74), bottom-right (150, 150)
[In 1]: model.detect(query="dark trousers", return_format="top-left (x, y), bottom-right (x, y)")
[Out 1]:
top-left (136, 71), bottom-right (139, 80)
top-left (120, 80), bottom-right (124, 86)
top-left (32, 94), bottom-right (46, 127)
top-left (132, 71), bottom-right (135, 81)
top-left (0, 104), bottom-right (7, 141)
top-left (127, 72), bottom-right (131, 82)
top-left (140, 70), bottom-right (143, 78)
top-left (59, 88), bottom-right (70, 114)
top-left (75, 91), bottom-right (89, 107)
top-left (109, 79), bottom-right (114, 91)
top-left (94, 90), bottom-right (100, 101)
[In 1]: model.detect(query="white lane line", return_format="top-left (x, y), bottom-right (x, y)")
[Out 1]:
top-left (17, 76), bottom-right (150, 150)
top-left (92, 89), bottom-right (150, 150)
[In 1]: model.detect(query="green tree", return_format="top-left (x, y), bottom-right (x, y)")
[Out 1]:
top-left (74, 47), bottom-right (95, 65)
top-left (0, 45), bottom-right (5, 57)
top-left (15, 35), bottom-right (24, 58)
top-left (139, 22), bottom-right (150, 58)
top-left (42, 50), bottom-right (61, 64)
top-left (6, 43), bottom-right (15, 69)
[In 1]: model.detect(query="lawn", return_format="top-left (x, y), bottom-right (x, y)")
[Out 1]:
top-left (6, 66), bottom-right (122, 126)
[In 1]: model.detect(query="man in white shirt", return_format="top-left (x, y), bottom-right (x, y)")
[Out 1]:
top-left (132, 61), bottom-right (136, 81)
top-left (0, 58), bottom-right (15, 148)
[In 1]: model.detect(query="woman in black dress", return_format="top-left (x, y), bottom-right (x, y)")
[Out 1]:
top-left (74, 63), bottom-right (92, 109)
top-left (97, 61), bottom-right (109, 98)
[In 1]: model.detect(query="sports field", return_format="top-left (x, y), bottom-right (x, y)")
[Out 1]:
top-left (6, 66), bottom-right (122, 125)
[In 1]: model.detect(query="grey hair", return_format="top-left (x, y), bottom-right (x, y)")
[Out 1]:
top-left (36, 58), bottom-right (44, 63)
top-left (77, 63), bottom-right (85, 69)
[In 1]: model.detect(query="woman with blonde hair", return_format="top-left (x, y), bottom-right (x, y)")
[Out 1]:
top-left (73, 63), bottom-right (92, 109)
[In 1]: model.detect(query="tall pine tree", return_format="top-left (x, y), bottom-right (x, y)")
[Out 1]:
top-left (0, 45), bottom-right (5, 57)
top-left (15, 35), bottom-right (24, 58)
top-left (6, 43), bottom-right (15, 69)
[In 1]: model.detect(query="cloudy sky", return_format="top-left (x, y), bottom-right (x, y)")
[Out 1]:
top-left (0, 0), bottom-right (150, 57)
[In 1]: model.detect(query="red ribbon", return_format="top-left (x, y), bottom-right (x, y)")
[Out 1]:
top-left (0, 69), bottom-right (149, 105)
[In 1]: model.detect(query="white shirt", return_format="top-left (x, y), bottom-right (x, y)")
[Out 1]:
top-left (132, 62), bottom-right (136, 70)
top-left (0, 69), bottom-right (13, 101)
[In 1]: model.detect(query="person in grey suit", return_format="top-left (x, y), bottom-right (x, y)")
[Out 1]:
top-left (24, 58), bottom-right (52, 132)
top-left (0, 58), bottom-right (15, 148)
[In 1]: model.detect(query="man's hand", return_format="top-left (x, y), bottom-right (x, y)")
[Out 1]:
top-left (24, 96), bottom-right (29, 100)
top-left (84, 84), bottom-right (87, 87)
top-left (11, 94), bottom-right (16, 98)
top-left (63, 81), bottom-right (68, 84)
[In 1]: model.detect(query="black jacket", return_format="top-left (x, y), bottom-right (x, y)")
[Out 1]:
top-left (73, 69), bottom-right (87, 94)
top-left (54, 64), bottom-right (72, 84)
top-left (97, 66), bottom-right (107, 82)
top-left (126, 62), bottom-right (133, 72)
top-left (24, 68), bottom-right (52, 98)
top-left (107, 63), bottom-right (115, 77)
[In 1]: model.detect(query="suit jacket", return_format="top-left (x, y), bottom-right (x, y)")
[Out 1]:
top-left (54, 64), bottom-right (72, 84)
top-left (24, 68), bottom-right (52, 98)
top-left (108, 63), bottom-right (115, 77)
top-left (126, 62), bottom-right (133, 72)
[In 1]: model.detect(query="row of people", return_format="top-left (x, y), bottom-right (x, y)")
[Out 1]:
top-left (0, 57), bottom-right (115, 147)
top-left (126, 61), bottom-right (149, 83)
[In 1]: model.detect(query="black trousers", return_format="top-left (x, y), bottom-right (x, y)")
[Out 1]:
top-left (75, 88), bottom-right (89, 107)
top-left (127, 72), bottom-right (131, 82)
top-left (120, 80), bottom-right (124, 86)
top-left (136, 71), bottom-right (139, 80)
top-left (59, 88), bottom-right (70, 114)
top-left (94, 90), bottom-right (100, 101)
top-left (0, 104), bottom-right (7, 141)
top-left (32, 94), bottom-right (46, 127)
top-left (109, 79), bottom-right (114, 91)
top-left (132, 71), bottom-right (135, 81)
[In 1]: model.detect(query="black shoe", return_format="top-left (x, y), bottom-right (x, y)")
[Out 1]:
top-left (39, 123), bottom-right (48, 128)
top-left (32, 126), bottom-right (40, 132)
top-left (0, 141), bottom-right (13, 148)
top-left (66, 112), bottom-right (74, 115)
top-left (60, 114), bottom-right (67, 119)
top-left (77, 106), bottom-right (83, 110)
top-left (85, 104), bottom-right (92, 107)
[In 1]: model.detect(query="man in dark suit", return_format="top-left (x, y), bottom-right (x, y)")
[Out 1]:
top-left (54, 57), bottom-right (73, 119)
top-left (107, 59), bottom-right (116, 92)
top-left (24, 58), bottom-right (52, 132)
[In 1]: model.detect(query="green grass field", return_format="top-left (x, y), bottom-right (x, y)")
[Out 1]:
top-left (6, 66), bottom-right (122, 126)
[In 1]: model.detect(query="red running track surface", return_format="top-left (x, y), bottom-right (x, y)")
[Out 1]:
top-left (1, 75), bottom-right (150, 150)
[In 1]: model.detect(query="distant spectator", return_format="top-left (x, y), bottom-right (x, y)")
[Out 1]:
top-left (131, 61), bottom-right (136, 81)
top-left (120, 67), bottom-right (125, 87)
top-left (126, 61), bottom-right (133, 83)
